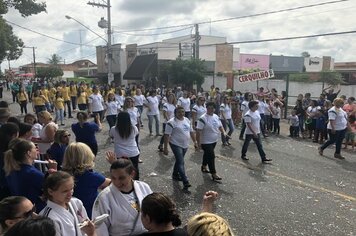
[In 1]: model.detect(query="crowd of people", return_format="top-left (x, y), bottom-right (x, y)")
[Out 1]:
top-left (0, 77), bottom-right (355, 235)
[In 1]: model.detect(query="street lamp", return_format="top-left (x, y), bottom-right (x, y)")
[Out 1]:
top-left (65, 14), bottom-right (113, 83)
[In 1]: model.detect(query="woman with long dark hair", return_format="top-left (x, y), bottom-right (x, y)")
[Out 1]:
top-left (109, 111), bottom-right (140, 179)
top-left (72, 111), bottom-right (102, 156)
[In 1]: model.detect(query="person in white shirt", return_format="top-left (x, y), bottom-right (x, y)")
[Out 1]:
top-left (319, 98), bottom-right (350, 159)
top-left (196, 102), bottom-right (227, 181)
top-left (163, 106), bottom-right (197, 189)
top-left (143, 90), bottom-right (160, 136)
top-left (105, 93), bottom-right (120, 129)
top-left (257, 95), bottom-right (270, 137)
top-left (158, 93), bottom-right (176, 152)
top-left (88, 86), bottom-right (105, 122)
top-left (40, 171), bottom-right (96, 236)
top-left (288, 110), bottom-right (300, 137)
top-left (220, 96), bottom-right (234, 146)
top-left (271, 101), bottom-right (282, 135)
top-left (177, 91), bottom-right (191, 119)
top-left (114, 88), bottom-right (125, 107)
top-left (191, 96), bottom-right (207, 130)
top-left (239, 92), bottom-right (253, 140)
top-left (133, 88), bottom-right (145, 127)
top-left (109, 111), bottom-right (141, 179)
top-left (92, 159), bottom-right (152, 236)
top-left (241, 101), bottom-right (272, 163)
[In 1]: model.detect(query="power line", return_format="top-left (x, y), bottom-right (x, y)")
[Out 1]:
top-left (113, 26), bottom-right (193, 36)
top-left (5, 19), bottom-right (98, 47)
top-left (199, 30), bottom-right (356, 47)
top-left (112, 0), bottom-right (348, 33)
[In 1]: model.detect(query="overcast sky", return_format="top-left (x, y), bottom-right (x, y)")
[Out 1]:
top-left (2, 0), bottom-right (356, 70)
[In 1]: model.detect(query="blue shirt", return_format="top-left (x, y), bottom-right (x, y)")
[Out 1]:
top-left (73, 170), bottom-right (105, 218)
top-left (6, 164), bottom-right (46, 212)
top-left (47, 143), bottom-right (67, 170)
top-left (71, 122), bottom-right (99, 145)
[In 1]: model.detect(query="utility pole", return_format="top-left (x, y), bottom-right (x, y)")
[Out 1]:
top-left (24, 46), bottom-right (37, 79)
top-left (195, 24), bottom-right (200, 60)
top-left (87, 0), bottom-right (113, 85)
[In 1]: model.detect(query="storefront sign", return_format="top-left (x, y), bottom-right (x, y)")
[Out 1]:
top-left (238, 69), bottom-right (274, 83)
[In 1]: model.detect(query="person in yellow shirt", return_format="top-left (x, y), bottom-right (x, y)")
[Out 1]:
top-left (77, 86), bottom-right (88, 111)
top-left (60, 81), bottom-right (72, 118)
top-left (32, 90), bottom-right (48, 114)
top-left (41, 85), bottom-right (51, 112)
top-left (17, 87), bottom-right (29, 114)
top-left (54, 91), bottom-right (65, 125)
top-left (85, 83), bottom-right (93, 96)
top-left (69, 82), bottom-right (78, 111)
top-left (48, 84), bottom-right (57, 112)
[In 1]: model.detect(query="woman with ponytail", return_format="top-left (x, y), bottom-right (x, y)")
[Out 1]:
top-left (139, 192), bottom-right (186, 235)
top-left (4, 138), bottom-right (56, 212)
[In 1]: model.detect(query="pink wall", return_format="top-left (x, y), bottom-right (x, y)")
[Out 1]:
top-left (237, 54), bottom-right (270, 70)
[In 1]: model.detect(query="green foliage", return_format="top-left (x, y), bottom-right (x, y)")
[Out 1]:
top-left (301, 51), bottom-right (310, 57)
top-left (0, 18), bottom-right (24, 62)
top-left (48, 54), bottom-right (62, 65)
top-left (0, 0), bottom-right (46, 63)
top-left (167, 58), bottom-right (206, 87)
top-left (0, 0), bottom-right (46, 17)
top-left (319, 70), bottom-right (345, 85)
top-left (36, 66), bottom-right (63, 79)
top-left (289, 73), bottom-right (311, 82)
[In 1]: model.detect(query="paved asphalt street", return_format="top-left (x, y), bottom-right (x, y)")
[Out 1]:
top-left (3, 89), bottom-right (356, 236)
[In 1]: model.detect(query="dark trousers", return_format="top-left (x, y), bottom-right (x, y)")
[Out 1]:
top-left (78, 104), bottom-right (87, 111)
top-left (170, 143), bottom-right (188, 183)
top-left (320, 129), bottom-right (347, 154)
top-left (314, 128), bottom-right (326, 142)
top-left (289, 126), bottom-right (299, 137)
top-left (11, 91), bottom-right (17, 102)
top-left (20, 101), bottom-right (28, 114)
top-left (298, 115), bottom-right (304, 133)
top-left (0, 87), bottom-right (3, 98)
top-left (241, 134), bottom-right (266, 160)
top-left (201, 142), bottom-right (217, 174)
top-left (273, 118), bottom-right (280, 134)
top-left (93, 110), bottom-right (104, 123)
top-left (106, 114), bottom-right (117, 129)
top-left (265, 114), bottom-right (272, 131)
top-left (64, 100), bottom-right (72, 117)
top-left (260, 114), bottom-right (266, 136)
top-left (159, 123), bottom-right (166, 145)
top-left (71, 96), bottom-right (77, 110)
top-left (87, 143), bottom-right (98, 156)
top-left (239, 120), bottom-right (246, 139)
top-left (35, 105), bottom-right (46, 114)
top-left (185, 111), bottom-right (191, 119)
top-left (129, 155), bottom-right (140, 180)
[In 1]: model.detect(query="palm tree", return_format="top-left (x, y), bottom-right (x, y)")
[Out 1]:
top-left (48, 54), bottom-right (62, 65)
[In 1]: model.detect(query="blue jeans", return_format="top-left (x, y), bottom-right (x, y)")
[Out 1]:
top-left (136, 105), bottom-right (143, 125)
top-left (241, 134), bottom-right (266, 160)
top-left (147, 114), bottom-right (160, 135)
top-left (169, 143), bottom-right (188, 183)
top-left (221, 118), bottom-right (234, 143)
top-left (298, 115), bottom-right (304, 133)
top-left (55, 108), bottom-right (64, 124)
top-left (320, 129), bottom-right (347, 154)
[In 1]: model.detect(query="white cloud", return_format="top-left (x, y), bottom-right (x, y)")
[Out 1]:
top-left (2, 0), bottom-right (356, 70)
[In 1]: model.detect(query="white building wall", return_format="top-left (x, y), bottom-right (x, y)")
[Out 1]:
top-left (232, 48), bottom-right (240, 70)
top-left (201, 76), bottom-right (227, 91)
top-left (62, 71), bottom-right (74, 78)
top-left (304, 57), bottom-right (323, 72)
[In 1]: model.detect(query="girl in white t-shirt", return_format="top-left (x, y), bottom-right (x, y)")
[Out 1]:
top-left (192, 96), bottom-right (207, 130)
top-left (105, 93), bottom-right (120, 129)
top-left (220, 96), bottom-right (234, 145)
top-left (177, 91), bottom-right (191, 119)
top-left (271, 101), bottom-right (281, 135)
top-left (109, 111), bottom-right (141, 179)
top-left (143, 90), bottom-right (160, 136)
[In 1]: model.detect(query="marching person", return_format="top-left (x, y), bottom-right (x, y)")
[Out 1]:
top-left (318, 98), bottom-right (350, 159)
top-left (220, 96), bottom-right (234, 146)
top-left (196, 102), bottom-right (227, 181)
top-left (164, 106), bottom-right (196, 189)
top-left (241, 100), bottom-right (272, 163)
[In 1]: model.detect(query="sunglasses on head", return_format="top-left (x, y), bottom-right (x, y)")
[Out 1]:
top-left (13, 205), bottom-right (36, 219)
top-left (62, 134), bottom-right (71, 137)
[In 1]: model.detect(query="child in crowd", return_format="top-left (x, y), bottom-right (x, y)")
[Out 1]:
top-left (271, 101), bottom-right (281, 135)
top-left (54, 91), bottom-right (65, 126)
top-left (314, 107), bottom-right (326, 143)
top-left (288, 110), bottom-right (299, 137)
top-left (344, 115), bottom-right (356, 150)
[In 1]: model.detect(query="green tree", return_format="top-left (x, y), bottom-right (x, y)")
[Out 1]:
top-left (37, 66), bottom-right (63, 79)
top-left (48, 54), bottom-right (62, 65)
top-left (319, 70), bottom-right (345, 85)
top-left (301, 51), bottom-right (310, 57)
top-left (168, 58), bottom-right (206, 88)
top-left (0, 0), bottom-right (46, 63)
